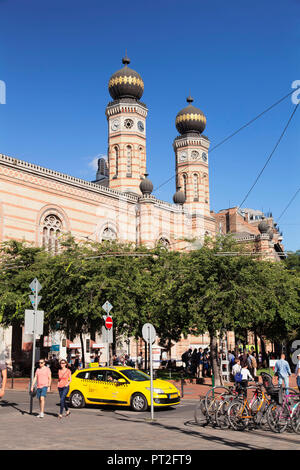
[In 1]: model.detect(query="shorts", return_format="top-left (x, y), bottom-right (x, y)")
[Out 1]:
top-left (36, 386), bottom-right (48, 398)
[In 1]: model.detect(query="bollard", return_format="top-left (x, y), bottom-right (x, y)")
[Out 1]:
top-left (181, 377), bottom-right (184, 398)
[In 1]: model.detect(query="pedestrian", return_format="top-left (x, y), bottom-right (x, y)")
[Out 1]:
top-left (57, 359), bottom-right (72, 419)
top-left (191, 348), bottom-right (198, 376)
top-left (0, 361), bottom-right (7, 399)
top-left (239, 350), bottom-right (248, 368)
top-left (197, 348), bottom-right (203, 378)
top-left (295, 354), bottom-right (300, 392)
top-left (228, 350), bottom-right (235, 372)
top-left (275, 353), bottom-right (291, 394)
top-left (137, 352), bottom-right (143, 370)
top-left (232, 358), bottom-right (241, 379)
top-left (31, 358), bottom-right (52, 418)
top-left (240, 363), bottom-right (254, 397)
top-left (181, 348), bottom-right (192, 371)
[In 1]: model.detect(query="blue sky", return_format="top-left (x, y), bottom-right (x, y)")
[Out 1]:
top-left (0, 0), bottom-right (299, 250)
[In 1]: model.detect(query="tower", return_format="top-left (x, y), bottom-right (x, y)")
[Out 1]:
top-left (173, 96), bottom-right (211, 221)
top-left (105, 56), bottom-right (148, 194)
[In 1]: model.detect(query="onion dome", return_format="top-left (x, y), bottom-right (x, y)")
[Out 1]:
top-left (258, 219), bottom-right (269, 234)
top-left (108, 55), bottom-right (144, 101)
top-left (175, 96), bottom-right (206, 135)
top-left (140, 173), bottom-right (153, 196)
top-left (173, 186), bottom-right (186, 205)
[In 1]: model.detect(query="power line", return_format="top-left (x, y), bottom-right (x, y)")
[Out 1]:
top-left (153, 89), bottom-right (297, 194)
top-left (277, 186), bottom-right (300, 221)
top-left (238, 103), bottom-right (299, 208)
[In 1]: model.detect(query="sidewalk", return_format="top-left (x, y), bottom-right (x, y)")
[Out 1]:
top-left (6, 375), bottom-right (298, 399)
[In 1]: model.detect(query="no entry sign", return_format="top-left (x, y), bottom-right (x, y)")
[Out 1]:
top-left (105, 316), bottom-right (113, 330)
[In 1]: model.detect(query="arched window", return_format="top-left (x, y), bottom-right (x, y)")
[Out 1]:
top-left (42, 214), bottom-right (62, 254)
top-left (126, 145), bottom-right (132, 176)
top-left (157, 237), bottom-right (170, 250)
top-left (193, 173), bottom-right (199, 201)
top-left (114, 146), bottom-right (119, 176)
top-left (101, 227), bottom-right (117, 242)
top-left (182, 174), bottom-right (188, 198)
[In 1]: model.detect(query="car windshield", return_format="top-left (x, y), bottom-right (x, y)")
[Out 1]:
top-left (121, 369), bottom-right (150, 381)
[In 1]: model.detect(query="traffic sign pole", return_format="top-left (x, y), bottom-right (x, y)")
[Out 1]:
top-left (142, 323), bottom-right (156, 421)
top-left (29, 278), bottom-right (42, 415)
top-left (102, 301), bottom-right (113, 367)
top-left (149, 325), bottom-right (154, 420)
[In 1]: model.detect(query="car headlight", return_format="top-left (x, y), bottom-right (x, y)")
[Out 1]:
top-left (146, 387), bottom-right (166, 394)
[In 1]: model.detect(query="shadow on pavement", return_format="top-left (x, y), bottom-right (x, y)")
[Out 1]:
top-left (112, 413), bottom-right (299, 450)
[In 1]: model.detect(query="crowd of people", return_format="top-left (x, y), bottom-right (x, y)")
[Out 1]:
top-left (181, 348), bottom-right (212, 377)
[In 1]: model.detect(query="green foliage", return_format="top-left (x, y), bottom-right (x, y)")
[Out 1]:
top-left (0, 236), bottom-right (299, 355)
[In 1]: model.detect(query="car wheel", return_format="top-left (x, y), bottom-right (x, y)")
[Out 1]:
top-left (69, 390), bottom-right (85, 408)
top-left (131, 393), bottom-right (148, 412)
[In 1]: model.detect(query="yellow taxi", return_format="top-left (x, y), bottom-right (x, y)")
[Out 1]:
top-left (67, 366), bottom-right (180, 411)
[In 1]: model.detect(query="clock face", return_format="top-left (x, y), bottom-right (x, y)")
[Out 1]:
top-left (179, 152), bottom-right (187, 162)
top-left (202, 152), bottom-right (208, 162)
top-left (191, 150), bottom-right (199, 160)
top-left (124, 118), bottom-right (134, 129)
top-left (111, 119), bottom-right (120, 131)
top-left (137, 121), bottom-right (144, 132)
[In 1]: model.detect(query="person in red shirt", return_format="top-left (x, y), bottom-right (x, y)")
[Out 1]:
top-left (57, 359), bottom-right (72, 419)
top-left (31, 359), bottom-right (52, 418)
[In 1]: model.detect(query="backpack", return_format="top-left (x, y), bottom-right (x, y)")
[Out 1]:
top-left (234, 366), bottom-right (243, 383)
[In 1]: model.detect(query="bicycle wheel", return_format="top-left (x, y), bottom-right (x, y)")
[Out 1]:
top-left (194, 398), bottom-right (208, 426)
top-left (291, 402), bottom-right (300, 434)
top-left (215, 397), bottom-right (233, 429)
top-left (228, 399), bottom-right (249, 431)
top-left (266, 403), bottom-right (289, 433)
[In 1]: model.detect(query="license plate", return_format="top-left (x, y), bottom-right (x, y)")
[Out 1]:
top-left (169, 393), bottom-right (177, 398)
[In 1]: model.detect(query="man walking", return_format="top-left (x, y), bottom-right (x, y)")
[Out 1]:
top-left (31, 359), bottom-right (52, 418)
top-left (275, 353), bottom-right (291, 394)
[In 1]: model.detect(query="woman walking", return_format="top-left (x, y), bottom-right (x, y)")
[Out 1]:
top-left (57, 359), bottom-right (72, 419)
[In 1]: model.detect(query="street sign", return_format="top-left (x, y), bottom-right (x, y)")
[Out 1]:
top-left (102, 301), bottom-right (113, 314)
top-left (29, 278), bottom-right (42, 294)
top-left (142, 322), bottom-right (156, 421)
top-left (105, 316), bottom-right (113, 330)
top-left (29, 294), bottom-right (42, 310)
top-left (142, 323), bottom-right (156, 344)
top-left (24, 310), bottom-right (44, 336)
top-left (102, 324), bottom-right (113, 343)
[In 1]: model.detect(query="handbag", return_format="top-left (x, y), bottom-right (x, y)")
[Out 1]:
top-left (29, 382), bottom-right (37, 397)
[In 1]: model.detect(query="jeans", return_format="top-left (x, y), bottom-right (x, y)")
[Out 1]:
top-left (58, 386), bottom-right (69, 414)
top-left (278, 375), bottom-right (289, 394)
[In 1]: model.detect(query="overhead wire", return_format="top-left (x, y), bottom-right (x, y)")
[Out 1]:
top-left (238, 103), bottom-right (299, 208)
top-left (153, 88), bottom-right (297, 194)
top-left (277, 186), bottom-right (300, 222)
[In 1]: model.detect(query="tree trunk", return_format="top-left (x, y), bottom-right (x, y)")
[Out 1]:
top-left (254, 330), bottom-right (259, 358)
top-left (79, 331), bottom-right (85, 369)
top-left (209, 330), bottom-right (222, 386)
top-left (259, 335), bottom-right (267, 367)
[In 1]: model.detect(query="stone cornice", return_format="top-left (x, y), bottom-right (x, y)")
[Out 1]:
top-left (0, 153), bottom-right (139, 203)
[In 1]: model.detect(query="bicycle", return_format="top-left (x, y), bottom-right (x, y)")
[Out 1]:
top-left (266, 387), bottom-right (300, 433)
top-left (227, 381), bottom-right (271, 431)
top-left (194, 385), bottom-right (233, 427)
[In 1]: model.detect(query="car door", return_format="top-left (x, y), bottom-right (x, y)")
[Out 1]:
top-left (102, 370), bottom-right (129, 405)
top-left (86, 369), bottom-right (107, 403)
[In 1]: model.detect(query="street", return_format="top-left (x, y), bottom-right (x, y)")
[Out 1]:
top-left (1, 390), bottom-right (299, 451)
